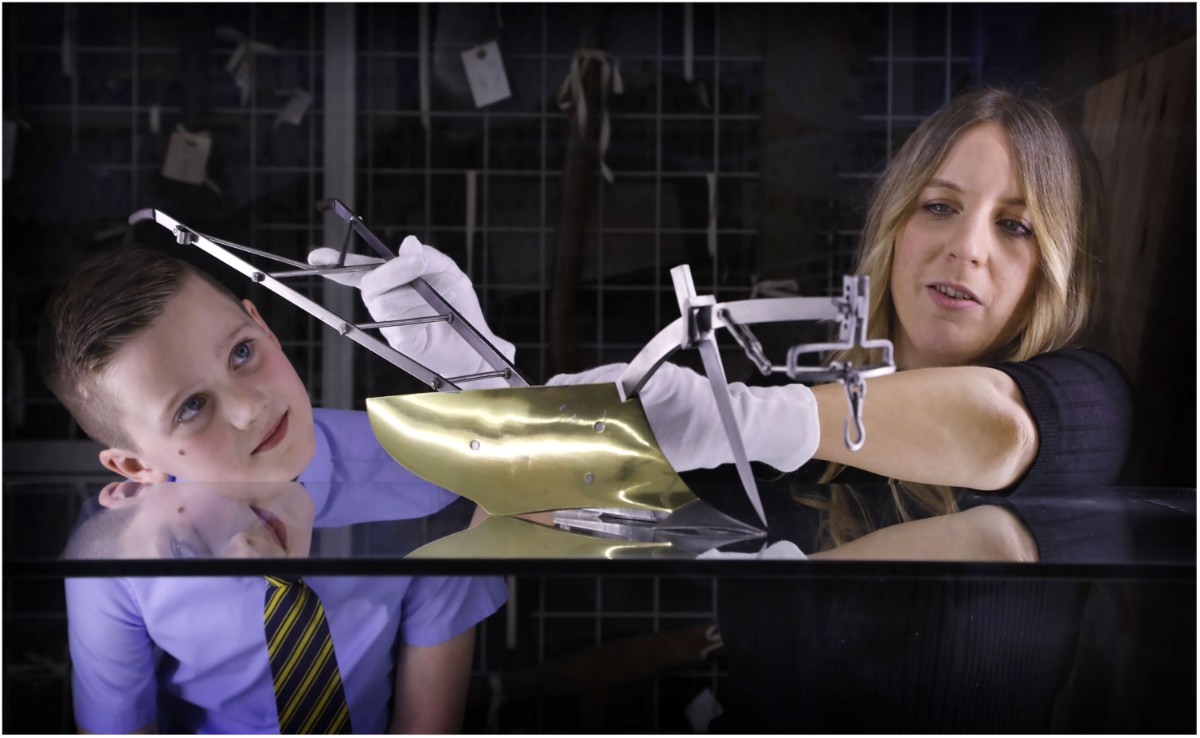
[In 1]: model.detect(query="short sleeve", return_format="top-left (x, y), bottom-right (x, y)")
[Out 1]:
top-left (66, 577), bottom-right (159, 733)
top-left (992, 349), bottom-right (1134, 491)
top-left (399, 576), bottom-right (508, 647)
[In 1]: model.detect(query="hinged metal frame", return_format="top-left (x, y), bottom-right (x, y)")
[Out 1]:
top-left (616, 265), bottom-right (895, 526)
top-left (129, 200), bottom-right (529, 392)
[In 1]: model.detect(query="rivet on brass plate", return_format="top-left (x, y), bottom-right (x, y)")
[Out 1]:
top-left (470, 440), bottom-right (480, 450)
top-left (594, 421), bottom-right (606, 432)
top-left (584, 473), bottom-right (595, 484)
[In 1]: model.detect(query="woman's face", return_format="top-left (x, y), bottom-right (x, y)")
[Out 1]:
top-left (889, 123), bottom-right (1040, 369)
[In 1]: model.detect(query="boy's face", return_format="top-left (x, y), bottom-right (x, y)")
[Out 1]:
top-left (98, 274), bottom-right (315, 483)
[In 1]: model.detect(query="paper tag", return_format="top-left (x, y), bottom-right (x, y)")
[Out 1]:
top-left (162, 126), bottom-right (212, 185)
top-left (461, 40), bottom-right (512, 108)
top-left (4, 122), bottom-right (16, 180)
top-left (149, 104), bottom-right (161, 134)
top-left (684, 688), bottom-right (724, 733)
top-left (274, 88), bottom-right (312, 128)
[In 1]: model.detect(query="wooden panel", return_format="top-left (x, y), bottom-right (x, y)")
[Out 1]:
top-left (1080, 36), bottom-right (1196, 485)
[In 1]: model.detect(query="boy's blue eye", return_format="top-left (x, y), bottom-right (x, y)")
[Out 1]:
top-left (176, 395), bottom-right (206, 424)
top-left (232, 339), bottom-right (255, 367)
top-left (170, 537), bottom-right (200, 559)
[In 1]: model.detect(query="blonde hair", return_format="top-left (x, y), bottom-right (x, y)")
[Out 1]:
top-left (817, 86), bottom-right (1106, 544)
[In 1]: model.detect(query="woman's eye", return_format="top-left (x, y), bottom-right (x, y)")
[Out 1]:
top-left (176, 396), bottom-right (206, 425)
top-left (999, 219), bottom-right (1033, 238)
top-left (923, 202), bottom-right (954, 216)
top-left (231, 339), bottom-right (255, 367)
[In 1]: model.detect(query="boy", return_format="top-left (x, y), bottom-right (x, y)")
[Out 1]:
top-left (38, 245), bottom-right (507, 733)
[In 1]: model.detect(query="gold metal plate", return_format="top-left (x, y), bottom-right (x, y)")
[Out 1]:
top-left (367, 383), bottom-right (696, 515)
top-left (407, 514), bottom-right (690, 559)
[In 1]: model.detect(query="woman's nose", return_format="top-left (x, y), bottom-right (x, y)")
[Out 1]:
top-left (947, 215), bottom-right (992, 265)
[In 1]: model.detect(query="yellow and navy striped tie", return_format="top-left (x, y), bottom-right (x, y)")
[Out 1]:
top-left (263, 576), bottom-right (353, 734)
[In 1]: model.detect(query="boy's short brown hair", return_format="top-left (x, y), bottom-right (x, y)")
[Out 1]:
top-left (37, 245), bottom-right (243, 449)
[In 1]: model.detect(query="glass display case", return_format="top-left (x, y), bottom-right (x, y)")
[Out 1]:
top-left (6, 476), bottom-right (1194, 732)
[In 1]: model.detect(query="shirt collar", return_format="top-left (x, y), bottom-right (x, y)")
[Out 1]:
top-left (298, 414), bottom-right (333, 485)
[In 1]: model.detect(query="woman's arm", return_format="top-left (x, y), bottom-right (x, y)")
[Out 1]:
top-left (808, 504), bottom-right (1039, 562)
top-left (812, 366), bottom-right (1038, 490)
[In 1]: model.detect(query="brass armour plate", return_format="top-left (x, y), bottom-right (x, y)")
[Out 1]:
top-left (367, 384), bottom-right (696, 515)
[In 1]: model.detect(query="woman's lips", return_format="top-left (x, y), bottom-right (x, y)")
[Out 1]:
top-left (926, 285), bottom-right (980, 311)
top-left (253, 412), bottom-right (289, 455)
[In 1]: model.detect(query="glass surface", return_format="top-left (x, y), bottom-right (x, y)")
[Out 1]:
top-left (5, 476), bottom-right (1194, 578)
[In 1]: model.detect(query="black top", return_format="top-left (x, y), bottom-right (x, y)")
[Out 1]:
top-left (710, 348), bottom-right (1143, 733)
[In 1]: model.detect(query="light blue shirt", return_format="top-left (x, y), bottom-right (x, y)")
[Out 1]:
top-left (67, 408), bottom-right (507, 733)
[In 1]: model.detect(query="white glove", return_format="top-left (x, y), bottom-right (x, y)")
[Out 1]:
top-left (547, 362), bottom-right (820, 473)
top-left (308, 236), bottom-right (516, 389)
top-left (696, 540), bottom-right (808, 560)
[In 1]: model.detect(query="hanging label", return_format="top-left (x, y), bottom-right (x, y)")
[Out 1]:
top-left (149, 104), bottom-right (161, 134)
top-left (3, 121), bottom-right (16, 180)
top-left (461, 40), bottom-right (512, 108)
top-left (162, 126), bottom-right (212, 185)
top-left (274, 88), bottom-right (312, 128)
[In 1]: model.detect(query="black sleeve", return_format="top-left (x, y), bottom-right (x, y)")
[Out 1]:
top-left (992, 348), bottom-right (1134, 492)
top-left (986, 349), bottom-right (1135, 563)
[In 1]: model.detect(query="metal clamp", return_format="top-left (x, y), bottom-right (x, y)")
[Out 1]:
top-left (129, 201), bottom-right (529, 392)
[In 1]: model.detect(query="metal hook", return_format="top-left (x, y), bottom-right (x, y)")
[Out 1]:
top-left (843, 376), bottom-right (866, 452)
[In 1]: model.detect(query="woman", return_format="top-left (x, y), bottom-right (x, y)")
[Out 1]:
top-left (710, 86), bottom-right (1136, 733)
top-left (779, 85), bottom-right (1133, 561)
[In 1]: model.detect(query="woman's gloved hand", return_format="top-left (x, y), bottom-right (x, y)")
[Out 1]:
top-left (308, 236), bottom-right (516, 388)
top-left (547, 362), bottom-right (820, 473)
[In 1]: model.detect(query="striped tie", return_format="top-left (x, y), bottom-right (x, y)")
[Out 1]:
top-left (263, 576), bottom-right (353, 734)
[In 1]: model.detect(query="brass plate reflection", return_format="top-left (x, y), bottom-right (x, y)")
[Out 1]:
top-left (407, 514), bottom-right (690, 559)
top-left (367, 384), bottom-right (696, 515)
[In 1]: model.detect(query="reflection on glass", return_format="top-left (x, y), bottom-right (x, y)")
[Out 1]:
top-left (60, 479), bottom-right (478, 561)
top-left (52, 477), bottom-right (1194, 566)
top-left (63, 481), bottom-right (315, 560)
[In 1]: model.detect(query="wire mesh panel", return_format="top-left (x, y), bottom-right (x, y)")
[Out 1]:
top-left (3, 3), bottom-right (328, 439)
top-left (2, 3), bottom-right (978, 732)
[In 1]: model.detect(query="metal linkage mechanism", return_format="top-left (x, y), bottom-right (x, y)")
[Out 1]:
top-left (616, 265), bottom-right (895, 527)
top-left (128, 200), bottom-right (528, 392)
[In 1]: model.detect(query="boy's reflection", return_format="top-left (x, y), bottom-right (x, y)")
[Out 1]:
top-left (64, 481), bottom-right (314, 560)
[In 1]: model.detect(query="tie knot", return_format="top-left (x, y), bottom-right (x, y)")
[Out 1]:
top-left (264, 575), bottom-right (299, 589)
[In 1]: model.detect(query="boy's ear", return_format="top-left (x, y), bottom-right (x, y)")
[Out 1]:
top-left (98, 448), bottom-right (171, 484)
top-left (97, 480), bottom-right (147, 509)
top-left (242, 299), bottom-right (281, 348)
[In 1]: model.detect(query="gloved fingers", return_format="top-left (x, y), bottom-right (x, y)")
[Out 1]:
top-left (412, 237), bottom-right (468, 276)
top-left (306, 247), bottom-right (383, 287)
top-left (546, 363), bottom-right (629, 387)
top-left (360, 236), bottom-right (429, 302)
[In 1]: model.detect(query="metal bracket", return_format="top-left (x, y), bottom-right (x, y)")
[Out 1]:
top-left (128, 201), bottom-right (529, 392)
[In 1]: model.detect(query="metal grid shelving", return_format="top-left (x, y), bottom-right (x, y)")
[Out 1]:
top-left (3, 3), bottom-right (979, 732)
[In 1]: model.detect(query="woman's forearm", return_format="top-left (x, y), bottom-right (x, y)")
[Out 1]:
top-left (808, 504), bottom-right (1039, 562)
top-left (811, 366), bottom-right (1038, 490)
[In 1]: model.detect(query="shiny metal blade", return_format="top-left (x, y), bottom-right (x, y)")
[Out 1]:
top-left (407, 514), bottom-right (690, 559)
top-left (695, 340), bottom-right (769, 527)
top-left (367, 383), bottom-right (697, 516)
